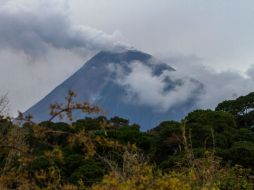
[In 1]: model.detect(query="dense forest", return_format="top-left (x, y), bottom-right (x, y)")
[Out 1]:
top-left (0, 91), bottom-right (254, 189)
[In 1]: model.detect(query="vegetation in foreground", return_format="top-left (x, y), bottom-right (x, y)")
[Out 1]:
top-left (0, 91), bottom-right (254, 189)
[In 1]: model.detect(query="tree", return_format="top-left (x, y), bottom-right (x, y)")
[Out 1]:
top-left (0, 94), bottom-right (8, 116)
top-left (149, 121), bottom-right (182, 165)
top-left (216, 92), bottom-right (254, 128)
top-left (185, 109), bottom-right (236, 149)
top-left (226, 141), bottom-right (254, 167)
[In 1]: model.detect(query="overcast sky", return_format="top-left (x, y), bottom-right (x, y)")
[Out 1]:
top-left (1, 0), bottom-right (254, 115)
top-left (69, 0), bottom-right (254, 72)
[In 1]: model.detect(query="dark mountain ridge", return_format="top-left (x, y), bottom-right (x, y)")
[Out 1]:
top-left (25, 50), bottom-right (202, 130)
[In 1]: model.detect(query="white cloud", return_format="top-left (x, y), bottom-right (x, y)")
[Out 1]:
top-left (0, 0), bottom-right (128, 57)
top-left (0, 0), bottom-right (129, 116)
top-left (161, 55), bottom-right (254, 109)
top-left (108, 60), bottom-right (203, 112)
top-left (108, 56), bottom-right (254, 113)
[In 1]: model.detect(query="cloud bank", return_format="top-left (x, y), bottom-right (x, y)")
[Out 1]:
top-left (0, 0), bottom-right (128, 58)
top-left (161, 55), bottom-right (254, 110)
top-left (108, 55), bottom-right (254, 113)
top-left (0, 0), bottom-right (128, 115)
top-left (108, 60), bottom-right (204, 112)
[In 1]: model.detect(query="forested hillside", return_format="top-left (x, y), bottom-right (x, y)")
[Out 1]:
top-left (0, 91), bottom-right (254, 189)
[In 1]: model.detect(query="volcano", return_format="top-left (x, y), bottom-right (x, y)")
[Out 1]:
top-left (25, 50), bottom-right (203, 130)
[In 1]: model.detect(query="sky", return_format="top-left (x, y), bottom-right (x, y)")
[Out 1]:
top-left (1, 0), bottom-right (254, 116)
top-left (69, 0), bottom-right (254, 72)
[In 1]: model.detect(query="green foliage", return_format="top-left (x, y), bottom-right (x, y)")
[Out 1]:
top-left (233, 128), bottom-right (254, 142)
top-left (149, 121), bottom-right (182, 163)
top-left (70, 160), bottom-right (106, 185)
top-left (226, 141), bottom-right (254, 167)
top-left (185, 109), bottom-right (237, 148)
top-left (106, 124), bottom-right (152, 153)
top-left (216, 92), bottom-right (254, 128)
top-left (30, 156), bottom-right (51, 171)
top-left (72, 117), bottom-right (103, 131)
top-left (0, 90), bottom-right (254, 189)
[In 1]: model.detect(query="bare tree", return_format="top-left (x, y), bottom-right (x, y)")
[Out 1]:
top-left (0, 93), bottom-right (9, 116)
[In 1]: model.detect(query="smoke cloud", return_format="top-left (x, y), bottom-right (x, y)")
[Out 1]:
top-left (0, 0), bottom-right (128, 115)
top-left (0, 0), bottom-right (128, 58)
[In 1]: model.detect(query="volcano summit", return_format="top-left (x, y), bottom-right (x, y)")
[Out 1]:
top-left (25, 50), bottom-right (203, 130)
